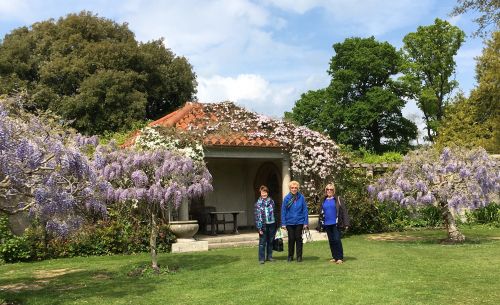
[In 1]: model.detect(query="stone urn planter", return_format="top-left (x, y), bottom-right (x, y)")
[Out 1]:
top-left (308, 214), bottom-right (319, 230)
top-left (169, 220), bottom-right (199, 240)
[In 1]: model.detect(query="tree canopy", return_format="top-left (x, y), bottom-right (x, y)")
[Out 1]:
top-left (401, 18), bottom-right (465, 142)
top-left (436, 31), bottom-right (499, 152)
top-left (288, 37), bottom-right (417, 153)
top-left (0, 11), bottom-right (197, 135)
top-left (435, 93), bottom-right (496, 151)
top-left (451, 0), bottom-right (500, 38)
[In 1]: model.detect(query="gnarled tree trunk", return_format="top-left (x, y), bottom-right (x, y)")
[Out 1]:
top-left (150, 212), bottom-right (160, 272)
top-left (440, 202), bottom-right (465, 242)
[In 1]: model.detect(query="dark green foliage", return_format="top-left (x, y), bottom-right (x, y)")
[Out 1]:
top-left (467, 203), bottom-right (500, 225)
top-left (335, 168), bottom-right (385, 233)
top-left (288, 37), bottom-right (417, 153)
top-left (0, 11), bottom-right (196, 134)
top-left (0, 215), bottom-right (31, 263)
top-left (418, 205), bottom-right (444, 227)
top-left (60, 70), bottom-right (147, 134)
top-left (42, 221), bottom-right (175, 258)
top-left (0, 215), bottom-right (175, 263)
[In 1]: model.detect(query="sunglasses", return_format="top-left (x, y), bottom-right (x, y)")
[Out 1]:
top-left (326, 189), bottom-right (334, 191)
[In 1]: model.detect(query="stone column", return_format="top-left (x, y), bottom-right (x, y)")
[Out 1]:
top-left (282, 155), bottom-right (291, 198)
top-left (178, 198), bottom-right (189, 221)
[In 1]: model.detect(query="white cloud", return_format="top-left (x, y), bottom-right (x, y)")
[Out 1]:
top-left (0, 0), bottom-right (30, 20)
top-left (118, 0), bottom-right (270, 50)
top-left (197, 72), bottom-right (330, 117)
top-left (262, 0), bottom-right (323, 14)
top-left (197, 74), bottom-right (272, 104)
top-left (265, 0), bottom-right (434, 36)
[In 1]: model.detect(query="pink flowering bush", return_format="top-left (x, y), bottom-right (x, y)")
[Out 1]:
top-left (369, 146), bottom-right (500, 242)
top-left (189, 102), bottom-right (347, 208)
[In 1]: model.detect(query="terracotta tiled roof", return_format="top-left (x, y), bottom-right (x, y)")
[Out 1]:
top-left (124, 102), bottom-right (283, 148)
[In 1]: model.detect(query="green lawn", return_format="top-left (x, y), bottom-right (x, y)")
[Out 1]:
top-left (1, 226), bottom-right (499, 305)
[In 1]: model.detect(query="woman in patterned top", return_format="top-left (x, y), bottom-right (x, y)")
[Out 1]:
top-left (254, 185), bottom-right (276, 264)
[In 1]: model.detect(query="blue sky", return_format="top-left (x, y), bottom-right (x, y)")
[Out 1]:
top-left (0, 0), bottom-right (486, 130)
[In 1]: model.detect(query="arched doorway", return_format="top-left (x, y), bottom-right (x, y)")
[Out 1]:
top-left (254, 162), bottom-right (282, 225)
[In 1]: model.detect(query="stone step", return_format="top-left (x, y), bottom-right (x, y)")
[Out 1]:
top-left (196, 234), bottom-right (259, 244)
top-left (196, 230), bottom-right (328, 250)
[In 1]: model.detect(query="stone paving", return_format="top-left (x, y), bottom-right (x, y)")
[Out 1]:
top-left (195, 229), bottom-right (328, 250)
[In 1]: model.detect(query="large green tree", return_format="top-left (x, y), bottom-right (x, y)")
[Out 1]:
top-left (0, 11), bottom-right (196, 134)
top-left (401, 18), bottom-right (465, 142)
top-left (437, 31), bottom-right (499, 152)
top-left (288, 37), bottom-right (417, 153)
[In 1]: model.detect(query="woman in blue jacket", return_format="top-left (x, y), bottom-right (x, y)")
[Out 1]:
top-left (281, 180), bottom-right (308, 262)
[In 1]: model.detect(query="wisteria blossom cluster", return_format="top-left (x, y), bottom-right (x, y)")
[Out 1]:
top-left (369, 147), bottom-right (500, 241)
top-left (75, 134), bottom-right (99, 147)
top-left (0, 96), bottom-right (108, 235)
top-left (190, 102), bottom-right (347, 205)
top-left (134, 126), bottom-right (204, 162)
top-left (94, 144), bottom-right (212, 210)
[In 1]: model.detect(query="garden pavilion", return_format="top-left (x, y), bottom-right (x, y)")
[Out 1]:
top-left (126, 102), bottom-right (291, 233)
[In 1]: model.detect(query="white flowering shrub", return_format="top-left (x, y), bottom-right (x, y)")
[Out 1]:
top-left (134, 126), bottom-right (204, 162)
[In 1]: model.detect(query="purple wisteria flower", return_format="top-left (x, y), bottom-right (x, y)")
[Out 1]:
top-left (1, 96), bottom-right (108, 234)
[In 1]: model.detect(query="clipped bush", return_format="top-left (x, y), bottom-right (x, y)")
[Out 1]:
top-left (466, 203), bottom-right (500, 226)
top-left (0, 215), bottom-right (31, 262)
top-left (0, 216), bottom-right (176, 263)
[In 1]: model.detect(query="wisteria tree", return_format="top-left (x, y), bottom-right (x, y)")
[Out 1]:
top-left (94, 144), bottom-right (212, 271)
top-left (0, 95), bottom-right (108, 235)
top-left (369, 147), bottom-right (499, 242)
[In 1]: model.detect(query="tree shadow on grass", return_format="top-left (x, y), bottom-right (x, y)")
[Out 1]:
top-left (0, 253), bottom-right (240, 305)
top-left (157, 253), bottom-right (240, 271)
top-left (366, 232), bottom-right (499, 245)
top-left (0, 269), bottom-right (155, 305)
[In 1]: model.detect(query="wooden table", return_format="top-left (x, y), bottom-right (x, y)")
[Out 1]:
top-left (208, 211), bottom-right (245, 235)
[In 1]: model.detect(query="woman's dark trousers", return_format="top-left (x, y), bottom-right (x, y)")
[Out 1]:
top-left (258, 223), bottom-right (276, 261)
top-left (286, 224), bottom-right (304, 260)
top-left (324, 224), bottom-right (343, 260)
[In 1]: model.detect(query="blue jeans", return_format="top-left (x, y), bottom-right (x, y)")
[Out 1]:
top-left (258, 223), bottom-right (276, 261)
top-left (324, 224), bottom-right (343, 260)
